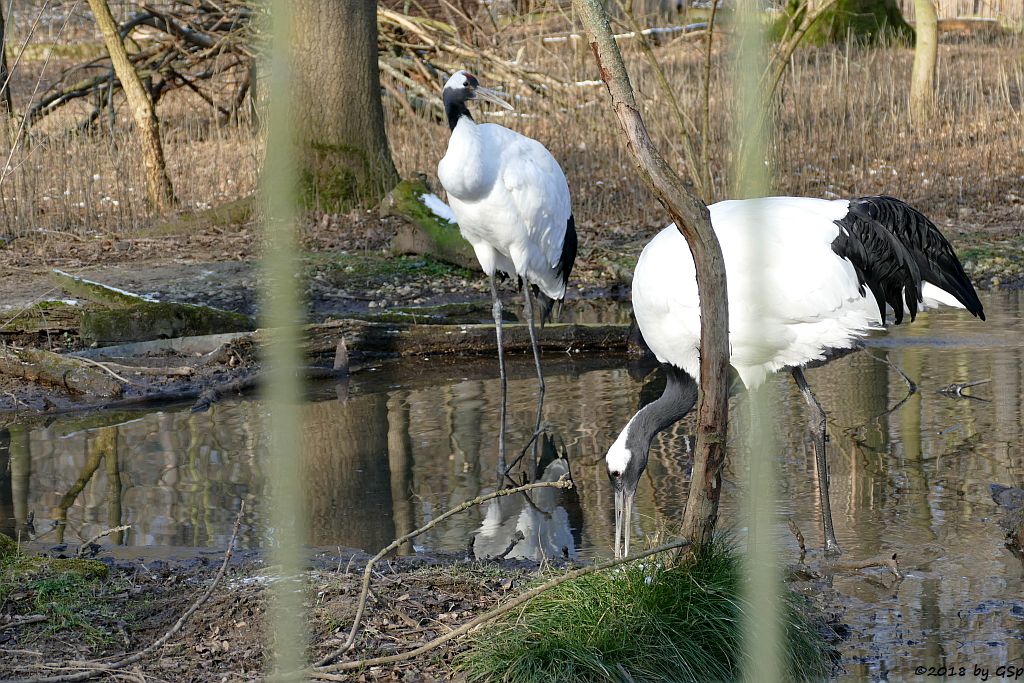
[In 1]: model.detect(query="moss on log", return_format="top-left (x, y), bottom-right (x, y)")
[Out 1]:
top-left (384, 178), bottom-right (478, 271)
top-left (0, 346), bottom-right (123, 397)
top-left (80, 302), bottom-right (253, 345)
top-left (48, 268), bottom-right (254, 344)
top-left (49, 269), bottom-right (147, 308)
top-left (0, 300), bottom-right (83, 335)
top-left (773, 0), bottom-right (914, 45)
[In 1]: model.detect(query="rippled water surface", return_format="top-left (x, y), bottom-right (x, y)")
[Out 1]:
top-left (2, 292), bottom-right (1023, 679)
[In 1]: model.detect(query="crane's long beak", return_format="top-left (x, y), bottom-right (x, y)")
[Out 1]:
top-left (474, 86), bottom-right (514, 111)
top-left (614, 488), bottom-right (634, 559)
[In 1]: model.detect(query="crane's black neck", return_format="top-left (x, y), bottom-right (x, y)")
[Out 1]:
top-left (626, 364), bottom-right (698, 458)
top-left (443, 89), bottom-right (473, 131)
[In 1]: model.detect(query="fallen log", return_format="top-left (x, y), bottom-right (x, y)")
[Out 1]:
top-left (384, 178), bottom-right (477, 271)
top-left (0, 301), bottom-right (83, 335)
top-left (80, 302), bottom-right (254, 345)
top-left (73, 331), bottom-right (247, 359)
top-left (49, 269), bottom-right (255, 345)
top-left (278, 319), bottom-right (630, 358)
top-left (0, 346), bottom-right (124, 397)
top-left (0, 319), bottom-right (629, 417)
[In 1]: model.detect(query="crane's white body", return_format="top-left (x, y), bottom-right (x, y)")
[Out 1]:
top-left (438, 116), bottom-right (572, 300)
top-left (633, 197), bottom-right (965, 389)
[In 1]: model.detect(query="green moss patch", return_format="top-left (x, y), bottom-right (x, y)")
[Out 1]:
top-left (300, 142), bottom-right (396, 212)
top-left (308, 251), bottom-right (472, 291)
top-left (457, 542), bottom-right (834, 682)
top-left (80, 301), bottom-right (254, 345)
top-left (772, 0), bottom-right (914, 45)
top-left (0, 533), bottom-right (118, 642)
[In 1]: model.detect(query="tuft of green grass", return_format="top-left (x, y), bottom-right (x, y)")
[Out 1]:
top-left (456, 542), bottom-right (833, 683)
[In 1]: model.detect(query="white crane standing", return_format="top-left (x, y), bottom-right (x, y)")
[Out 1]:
top-left (438, 70), bottom-right (577, 477)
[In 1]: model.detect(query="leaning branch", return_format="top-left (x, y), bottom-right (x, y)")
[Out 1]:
top-left (573, 0), bottom-right (731, 550)
top-left (317, 476), bottom-right (575, 666)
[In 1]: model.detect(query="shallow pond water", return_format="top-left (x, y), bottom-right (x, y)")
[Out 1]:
top-left (2, 292), bottom-right (1023, 679)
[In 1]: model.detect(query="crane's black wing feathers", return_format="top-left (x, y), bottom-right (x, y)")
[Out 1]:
top-left (831, 196), bottom-right (985, 324)
top-left (535, 213), bottom-right (578, 326)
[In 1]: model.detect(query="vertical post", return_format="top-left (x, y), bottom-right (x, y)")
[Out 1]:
top-left (263, 1), bottom-right (306, 678)
top-left (910, 0), bottom-right (938, 126)
top-left (732, 0), bottom-right (781, 679)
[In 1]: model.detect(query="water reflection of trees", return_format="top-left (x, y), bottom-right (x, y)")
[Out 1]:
top-left (1, 294), bottom-right (1023, 668)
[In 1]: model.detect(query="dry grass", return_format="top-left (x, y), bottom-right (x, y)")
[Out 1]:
top-left (0, 5), bottom-right (1021, 242)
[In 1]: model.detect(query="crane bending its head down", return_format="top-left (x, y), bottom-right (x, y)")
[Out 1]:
top-left (606, 195), bottom-right (984, 559)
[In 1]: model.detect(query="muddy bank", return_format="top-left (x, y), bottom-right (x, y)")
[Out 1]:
top-left (2, 209), bottom-right (1020, 323)
top-left (0, 208), bottom-right (1020, 416)
top-left (0, 541), bottom-right (580, 681)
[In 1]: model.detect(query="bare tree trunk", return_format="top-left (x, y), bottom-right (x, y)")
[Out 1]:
top-left (292, 0), bottom-right (399, 211)
top-left (910, 0), bottom-right (938, 126)
top-left (0, 3), bottom-right (15, 124)
top-left (574, 0), bottom-right (731, 550)
top-left (87, 0), bottom-right (175, 212)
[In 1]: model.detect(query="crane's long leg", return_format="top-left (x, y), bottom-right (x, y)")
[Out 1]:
top-left (491, 274), bottom-right (508, 481)
top-left (791, 367), bottom-right (842, 554)
top-left (523, 284), bottom-right (545, 469)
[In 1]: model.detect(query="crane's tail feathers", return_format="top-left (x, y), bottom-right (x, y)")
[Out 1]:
top-left (535, 289), bottom-right (562, 328)
top-left (834, 196), bottom-right (985, 325)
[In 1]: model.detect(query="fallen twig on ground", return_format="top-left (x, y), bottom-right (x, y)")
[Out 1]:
top-left (317, 476), bottom-right (575, 667)
top-left (311, 538), bottom-right (690, 677)
top-left (1, 615), bottom-right (48, 628)
top-left (72, 357), bottom-right (142, 388)
top-left (76, 525), bottom-right (133, 558)
top-left (7, 502), bottom-right (246, 683)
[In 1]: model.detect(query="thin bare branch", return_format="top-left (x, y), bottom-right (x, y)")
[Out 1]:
top-left (574, 0), bottom-right (730, 550)
top-left (316, 476), bottom-right (575, 667)
top-left (312, 538), bottom-right (690, 676)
